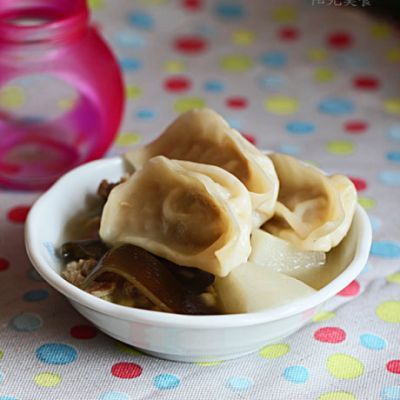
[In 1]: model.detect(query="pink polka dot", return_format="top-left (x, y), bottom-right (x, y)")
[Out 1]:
top-left (70, 325), bottom-right (98, 339)
top-left (164, 76), bottom-right (191, 93)
top-left (0, 257), bottom-right (10, 271)
top-left (337, 280), bottom-right (360, 297)
top-left (182, 0), bottom-right (202, 11)
top-left (111, 362), bottom-right (143, 379)
top-left (174, 36), bottom-right (207, 54)
top-left (349, 177), bottom-right (367, 192)
top-left (327, 32), bottom-right (353, 49)
top-left (353, 75), bottom-right (380, 90)
top-left (278, 27), bottom-right (299, 41)
top-left (314, 327), bottom-right (346, 343)
top-left (7, 205), bottom-right (31, 223)
top-left (344, 120), bottom-right (368, 134)
top-left (241, 133), bottom-right (256, 145)
top-left (226, 96), bottom-right (248, 110)
top-left (387, 360), bottom-right (400, 374)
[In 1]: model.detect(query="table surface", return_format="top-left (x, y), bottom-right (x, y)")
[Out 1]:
top-left (1, 1), bottom-right (400, 399)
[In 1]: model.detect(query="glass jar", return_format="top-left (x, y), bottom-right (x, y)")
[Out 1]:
top-left (0, 0), bottom-right (124, 190)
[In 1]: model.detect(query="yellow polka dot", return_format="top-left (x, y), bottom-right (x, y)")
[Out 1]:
top-left (88, 0), bottom-right (103, 11)
top-left (313, 311), bottom-right (336, 322)
top-left (314, 68), bottom-right (335, 83)
top-left (0, 85), bottom-right (25, 109)
top-left (116, 132), bottom-right (141, 146)
top-left (327, 354), bottom-right (364, 379)
top-left (387, 48), bottom-right (400, 62)
top-left (376, 301), bottom-right (400, 323)
top-left (164, 60), bottom-right (186, 74)
top-left (220, 55), bottom-right (253, 73)
top-left (319, 391), bottom-right (356, 400)
top-left (370, 23), bottom-right (390, 39)
top-left (387, 272), bottom-right (400, 284)
top-left (384, 98), bottom-right (400, 115)
top-left (326, 140), bottom-right (354, 155)
top-left (126, 85), bottom-right (142, 100)
top-left (137, 0), bottom-right (166, 5)
top-left (57, 98), bottom-right (75, 111)
top-left (358, 196), bottom-right (375, 210)
top-left (272, 6), bottom-right (297, 23)
top-left (116, 341), bottom-right (143, 356)
top-left (259, 343), bottom-right (290, 359)
top-left (264, 95), bottom-right (299, 115)
top-left (197, 361), bottom-right (223, 366)
top-left (232, 30), bottom-right (255, 46)
top-left (174, 97), bottom-right (205, 113)
top-left (308, 48), bottom-right (328, 62)
top-left (34, 372), bottom-right (62, 387)
top-left (0, 350), bottom-right (3, 360)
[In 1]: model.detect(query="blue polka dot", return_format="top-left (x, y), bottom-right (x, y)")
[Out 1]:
top-left (27, 268), bottom-right (44, 281)
top-left (204, 80), bottom-right (225, 92)
top-left (215, 3), bottom-right (244, 20)
top-left (99, 392), bottom-right (130, 400)
top-left (23, 289), bottom-right (49, 302)
top-left (119, 58), bottom-right (142, 72)
top-left (283, 366), bottom-right (309, 383)
top-left (224, 117), bottom-right (242, 130)
top-left (0, 371), bottom-right (4, 384)
top-left (277, 144), bottom-right (300, 155)
top-left (261, 51), bottom-right (287, 68)
top-left (361, 263), bottom-right (372, 275)
top-left (128, 11), bottom-right (154, 30)
top-left (195, 24), bottom-right (216, 37)
top-left (36, 343), bottom-right (77, 365)
top-left (227, 376), bottom-right (253, 391)
top-left (136, 108), bottom-right (155, 120)
top-left (115, 32), bottom-right (145, 49)
top-left (381, 386), bottom-right (400, 400)
top-left (379, 171), bottom-right (400, 186)
top-left (388, 125), bottom-right (400, 143)
top-left (10, 313), bottom-right (42, 332)
top-left (286, 121), bottom-right (315, 135)
top-left (258, 75), bottom-right (285, 89)
top-left (371, 241), bottom-right (400, 258)
top-left (369, 215), bottom-right (382, 232)
top-left (0, 397), bottom-right (17, 400)
top-left (360, 333), bottom-right (387, 350)
top-left (318, 98), bottom-right (354, 115)
top-left (387, 151), bottom-right (400, 163)
top-left (336, 53), bottom-right (369, 69)
top-left (154, 374), bottom-right (180, 390)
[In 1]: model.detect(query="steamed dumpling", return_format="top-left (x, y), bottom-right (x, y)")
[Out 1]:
top-left (263, 153), bottom-right (357, 252)
top-left (125, 108), bottom-right (279, 227)
top-left (214, 262), bottom-right (316, 313)
top-left (99, 156), bottom-right (253, 277)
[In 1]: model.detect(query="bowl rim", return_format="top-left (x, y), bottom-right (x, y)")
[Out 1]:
top-left (25, 157), bottom-right (372, 329)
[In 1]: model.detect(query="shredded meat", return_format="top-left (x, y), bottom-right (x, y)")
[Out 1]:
top-left (61, 258), bottom-right (97, 287)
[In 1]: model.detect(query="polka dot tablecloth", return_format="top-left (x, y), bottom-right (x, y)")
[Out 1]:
top-left (1, 0), bottom-right (400, 399)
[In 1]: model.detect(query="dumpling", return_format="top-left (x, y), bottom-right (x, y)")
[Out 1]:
top-left (214, 262), bottom-right (316, 313)
top-left (99, 156), bottom-right (253, 277)
top-left (125, 108), bottom-right (279, 227)
top-left (263, 153), bottom-right (357, 252)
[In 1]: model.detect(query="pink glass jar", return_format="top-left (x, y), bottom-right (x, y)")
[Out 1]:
top-left (0, 0), bottom-right (124, 190)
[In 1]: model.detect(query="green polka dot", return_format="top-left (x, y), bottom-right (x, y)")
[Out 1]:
top-left (376, 301), bottom-right (400, 323)
top-left (319, 391), bottom-right (356, 400)
top-left (358, 196), bottom-right (375, 210)
top-left (126, 85), bottom-right (142, 100)
top-left (308, 48), bottom-right (328, 62)
top-left (314, 68), bottom-right (335, 83)
top-left (370, 23), bottom-right (390, 39)
top-left (313, 311), bottom-right (336, 322)
top-left (197, 361), bottom-right (223, 366)
top-left (116, 132), bottom-right (141, 146)
top-left (220, 55), bottom-right (253, 72)
top-left (57, 98), bottom-right (75, 111)
top-left (0, 85), bottom-right (25, 109)
top-left (264, 96), bottom-right (299, 115)
top-left (384, 98), bottom-right (400, 115)
top-left (387, 272), bottom-right (400, 284)
top-left (164, 60), bottom-right (186, 73)
top-left (0, 350), bottom-right (3, 360)
top-left (326, 140), bottom-right (354, 155)
top-left (272, 6), bottom-right (297, 22)
top-left (116, 341), bottom-right (143, 356)
top-left (232, 30), bottom-right (255, 45)
top-left (387, 48), bottom-right (400, 62)
top-left (88, 0), bottom-right (103, 10)
top-left (327, 354), bottom-right (364, 379)
top-left (174, 97), bottom-right (206, 113)
top-left (34, 372), bottom-right (62, 387)
top-left (259, 343), bottom-right (290, 359)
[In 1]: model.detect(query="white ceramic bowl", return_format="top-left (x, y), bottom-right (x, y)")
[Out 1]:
top-left (25, 157), bottom-right (372, 362)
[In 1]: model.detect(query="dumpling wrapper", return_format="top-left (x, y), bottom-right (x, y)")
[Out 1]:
top-left (263, 153), bottom-right (357, 252)
top-left (125, 108), bottom-right (279, 227)
top-left (214, 262), bottom-right (316, 313)
top-left (99, 156), bottom-right (253, 277)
